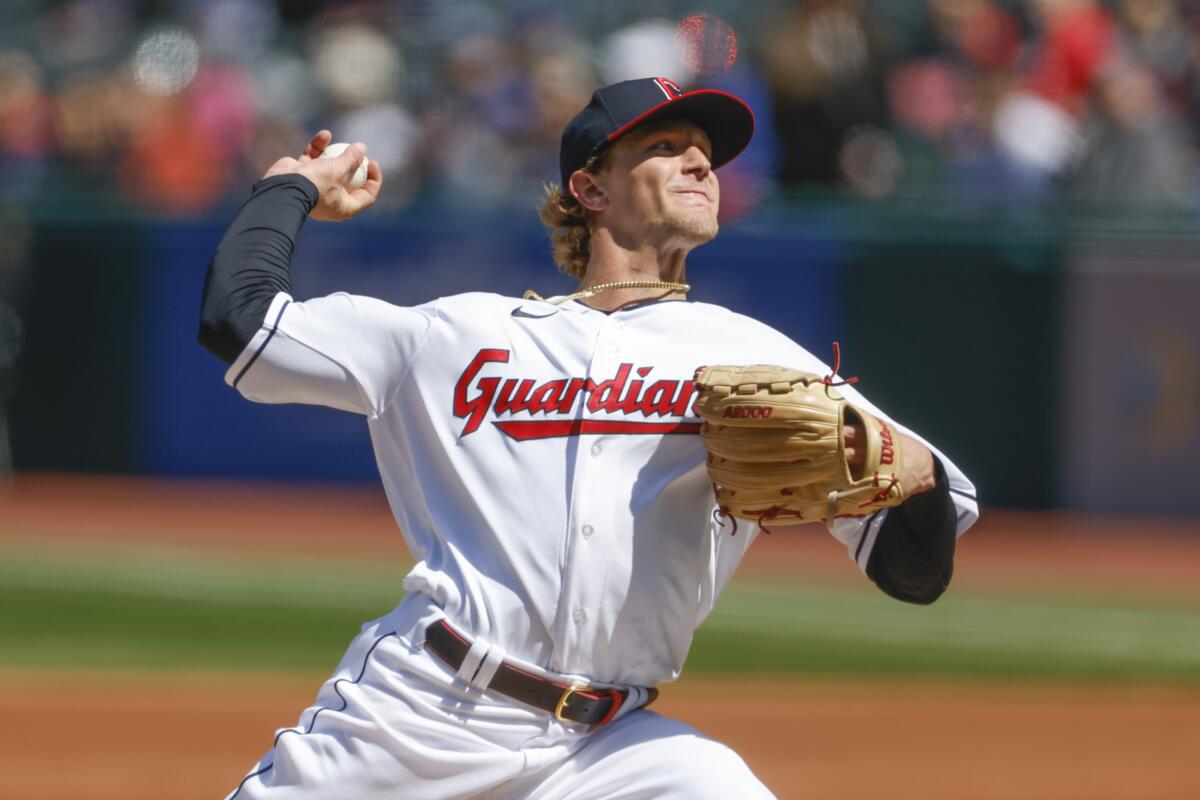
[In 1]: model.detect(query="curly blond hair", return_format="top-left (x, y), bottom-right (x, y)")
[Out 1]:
top-left (538, 150), bottom-right (609, 279)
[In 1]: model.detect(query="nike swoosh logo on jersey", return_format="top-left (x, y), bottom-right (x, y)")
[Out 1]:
top-left (511, 306), bottom-right (558, 319)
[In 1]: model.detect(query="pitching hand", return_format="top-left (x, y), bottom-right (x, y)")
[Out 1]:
top-left (262, 130), bottom-right (384, 222)
top-left (843, 424), bottom-right (868, 477)
top-left (844, 426), bottom-right (936, 496)
top-left (896, 432), bottom-right (937, 496)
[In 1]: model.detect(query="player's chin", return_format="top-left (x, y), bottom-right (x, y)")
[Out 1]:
top-left (678, 213), bottom-right (719, 244)
top-left (663, 207), bottom-right (719, 243)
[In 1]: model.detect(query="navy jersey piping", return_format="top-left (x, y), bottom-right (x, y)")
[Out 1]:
top-left (855, 510), bottom-right (886, 561)
top-left (226, 631), bottom-right (396, 799)
top-left (950, 487), bottom-right (977, 502)
top-left (232, 300), bottom-right (291, 389)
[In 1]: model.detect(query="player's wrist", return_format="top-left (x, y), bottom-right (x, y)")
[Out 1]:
top-left (251, 172), bottom-right (321, 212)
top-left (899, 434), bottom-right (937, 496)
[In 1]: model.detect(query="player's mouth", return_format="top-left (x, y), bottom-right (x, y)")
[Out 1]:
top-left (673, 189), bottom-right (710, 201)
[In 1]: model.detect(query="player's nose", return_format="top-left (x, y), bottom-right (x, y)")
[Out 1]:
top-left (681, 145), bottom-right (712, 179)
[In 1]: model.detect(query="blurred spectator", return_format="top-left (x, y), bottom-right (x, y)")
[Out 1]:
top-left (526, 47), bottom-right (596, 149)
top-left (994, 0), bottom-right (1117, 182)
top-left (1119, 0), bottom-right (1192, 102)
top-left (1025, 0), bottom-right (1117, 113)
top-left (338, 102), bottom-right (422, 209)
top-left (54, 69), bottom-right (135, 181)
top-left (0, 50), bottom-right (55, 201)
top-left (420, 18), bottom-right (592, 205)
top-left (189, 63), bottom-right (259, 161)
top-left (1070, 55), bottom-right (1195, 208)
top-left (520, 42), bottom-right (597, 186)
top-left (242, 113), bottom-right (308, 184)
top-left (762, 0), bottom-right (895, 189)
top-left (122, 46), bottom-right (260, 214)
top-left (599, 18), bottom-right (695, 85)
top-left (250, 52), bottom-right (318, 122)
top-left (884, 1), bottom-right (1033, 204)
top-left (305, 18), bottom-right (420, 207)
top-left (422, 31), bottom-right (531, 204)
top-left (2, 0), bottom-right (1200, 214)
top-left (311, 22), bottom-right (403, 112)
top-left (37, 0), bottom-right (132, 70)
top-left (194, 0), bottom-right (280, 64)
top-left (896, 0), bottom-right (1022, 143)
top-left (121, 92), bottom-right (235, 215)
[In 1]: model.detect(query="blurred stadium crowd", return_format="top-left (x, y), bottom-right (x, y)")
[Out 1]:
top-left (2, 0), bottom-right (1200, 217)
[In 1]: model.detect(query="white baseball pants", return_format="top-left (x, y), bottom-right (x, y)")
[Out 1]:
top-left (225, 598), bottom-right (775, 800)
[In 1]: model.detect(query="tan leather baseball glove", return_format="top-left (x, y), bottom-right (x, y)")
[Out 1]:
top-left (693, 364), bottom-right (906, 529)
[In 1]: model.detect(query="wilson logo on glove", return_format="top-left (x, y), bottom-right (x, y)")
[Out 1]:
top-left (878, 422), bottom-right (897, 465)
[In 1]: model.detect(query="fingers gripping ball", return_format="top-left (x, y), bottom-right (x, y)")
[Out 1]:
top-left (694, 365), bottom-right (905, 529)
top-left (318, 142), bottom-right (369, 189)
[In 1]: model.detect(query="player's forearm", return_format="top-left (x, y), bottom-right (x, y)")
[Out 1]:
top-left (198, 173), bottom-right (319, 364)
top-left (865, 456), bottom-right (957, 605)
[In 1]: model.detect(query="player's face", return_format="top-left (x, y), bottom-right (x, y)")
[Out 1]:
top-left (598, 121), bottom-right (719, 247)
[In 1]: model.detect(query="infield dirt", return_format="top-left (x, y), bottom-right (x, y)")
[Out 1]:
top-left (3, 474), bottom-right (1199, 799)
top-left (1, 671), bottom-right (1198, 800)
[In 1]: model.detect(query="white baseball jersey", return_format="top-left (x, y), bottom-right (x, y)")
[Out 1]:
top-left (227, 290), bottom-right (979, 689)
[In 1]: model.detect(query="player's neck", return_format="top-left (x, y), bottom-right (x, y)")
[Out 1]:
top-left (577, 237), bottom-right (689, 311)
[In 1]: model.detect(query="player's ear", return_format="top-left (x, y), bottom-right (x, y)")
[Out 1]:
top-left (569, 170), bottom-right (608, 212)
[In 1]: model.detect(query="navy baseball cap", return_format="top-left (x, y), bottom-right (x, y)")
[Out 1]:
top-left (559, 77), bottom-right (755, 187)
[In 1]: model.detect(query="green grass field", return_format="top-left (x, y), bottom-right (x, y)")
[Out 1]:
top-left (3, 545), bottom-right (1198, 681)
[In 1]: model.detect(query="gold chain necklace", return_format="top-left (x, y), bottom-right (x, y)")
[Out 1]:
top-left (522, 280), bottom-right (691, 306)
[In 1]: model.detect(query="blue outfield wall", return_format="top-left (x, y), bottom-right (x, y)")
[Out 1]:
top-left (12, 203), bottom-right (1086, 508)
top-left (18, 203), bottom-right (1200, 513)
top-left (135, 214), bottom-right (847, 482)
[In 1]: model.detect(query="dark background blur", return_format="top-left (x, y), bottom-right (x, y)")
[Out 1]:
top-left (2, 0), bottom-right (1197, 514)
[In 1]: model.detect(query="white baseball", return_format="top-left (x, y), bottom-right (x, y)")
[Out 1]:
top-left (318, 142), bottom-right (369, 190)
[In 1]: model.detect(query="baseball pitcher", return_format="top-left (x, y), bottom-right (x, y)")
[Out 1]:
top-left (200, 77), bottom-right (979, 799)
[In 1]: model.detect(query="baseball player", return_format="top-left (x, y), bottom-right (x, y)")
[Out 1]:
top-left (200, 77), bottom-right (978, 799)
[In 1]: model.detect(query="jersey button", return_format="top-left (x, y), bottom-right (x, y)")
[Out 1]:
top-left (581, 524), bottom-right (594, 539)
top-left (572, 608), bottom-right (587, 625)
top-left (590, 442), bottom-right (602, 456)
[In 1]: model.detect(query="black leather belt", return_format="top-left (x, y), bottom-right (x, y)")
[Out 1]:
top-left (424, 619), bottom-right (657, 727)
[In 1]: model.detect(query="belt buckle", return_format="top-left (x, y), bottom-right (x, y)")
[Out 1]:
top-left (554, 683), bottom-right (593, 722)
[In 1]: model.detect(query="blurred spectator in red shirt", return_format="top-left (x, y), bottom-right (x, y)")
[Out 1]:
top-left (1025, 0), bottom-right (1118, 114)
top-left (992, 0), bottom-right (1117, 184)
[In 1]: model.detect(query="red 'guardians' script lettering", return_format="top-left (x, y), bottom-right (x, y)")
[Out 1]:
top-left (879, 421), bottom-right (895, 465)
top-left (453, 348), bottom-right (701, 439)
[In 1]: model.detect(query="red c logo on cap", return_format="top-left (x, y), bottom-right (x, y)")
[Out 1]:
top-left (655, 78), bottom-right (683, 98)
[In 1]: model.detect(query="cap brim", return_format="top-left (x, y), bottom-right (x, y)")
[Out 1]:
top-left (604, 89), bottom-right (756, 170)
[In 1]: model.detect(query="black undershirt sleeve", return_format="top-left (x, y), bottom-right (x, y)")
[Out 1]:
top-left (198, 173), bottom-right (320, 365)
top-left (865, 456), bottom-right (957, 605)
